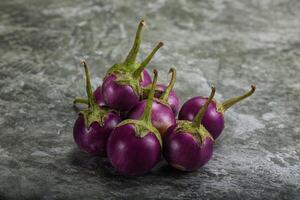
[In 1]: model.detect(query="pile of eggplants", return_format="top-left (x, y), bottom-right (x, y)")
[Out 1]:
top-left (73, 20), bottom-right (256, 176)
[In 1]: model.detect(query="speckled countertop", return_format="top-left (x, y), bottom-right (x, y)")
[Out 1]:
top-left (0, 0), bottom-right (299, 199)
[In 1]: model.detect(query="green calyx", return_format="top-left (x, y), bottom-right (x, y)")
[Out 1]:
top-left (106, 20), bottom-right (163, 96)
top-left (116, 70), bottom-right (162, 146)
top-left (117, 119), bottom-right (162, 146)
top-left (216, 85), bottom-right (256, 114)
top-left (114, 72), bottom-right (143, 97)
top-left (79, 61), bottom-right (110, 127)
top-left (106, 62), bottom-right (140, 77)
top-left (80, 107), bottom-right (109, 127)
top-left (175, 120), bottom-right (213, 145)
top-left (175, 86), bottom-right (216, 145)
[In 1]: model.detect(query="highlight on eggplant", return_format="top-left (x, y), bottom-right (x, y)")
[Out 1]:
top-left (164, 86), bottom-right (216, 171)
top-left (107, 70), bottom-right (162, 176)
top-left (73, 61), bottom-right (121, 156)
top-left (178, 85), bottom-right (256, 139)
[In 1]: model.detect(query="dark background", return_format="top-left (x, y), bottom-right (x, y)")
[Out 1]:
top-left (0, 0), bottom-right (299, 199)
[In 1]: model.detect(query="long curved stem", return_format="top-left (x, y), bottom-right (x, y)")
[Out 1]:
top-left (133, 42), bottom-right (163, 79)
top-left (193, 86), bottom-right (216, 127)
top-left (124, 20), bottom-right (145, 66)
top-left (81, 60), bottom-right (96, 109)
top-left (222, 85), bottom-right (256, 111)
top-left (161, 68), bottom-right (176, 102)
top-left (142, 70), bottom-right (158, 123)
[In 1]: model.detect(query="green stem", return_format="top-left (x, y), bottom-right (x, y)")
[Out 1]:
top-left (193, 86), bottom-right (216, 127)
top-left (81, 61), bottom-right (96, 109)
top-left (73, 98), bottom-right (88, 105)
top-left (133, 42), bottom-right (163, 79)
top-left (142, 70), bottom-right (158, 123)
top-left (124, 20), bottom-right (145, 66)
top-left (222, 85), bottom-right (256, 111)
top-left (161, 68), bottom-right (176, 102)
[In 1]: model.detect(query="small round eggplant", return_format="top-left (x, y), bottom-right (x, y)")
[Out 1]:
top-left (128, 68), bottom-right (177, 137)
top-left (102, 20), bottom-right (163, 112)
top-left (107, 70), bottom-right (162, 176)
top-left (73, 61), bottom-right (121, 156)
top-left (102, 74), bottom-right (140, 112)
top-left (178, 85), bottom-right (256, 139)
top-left (164, 86), bottom-right (216, 171)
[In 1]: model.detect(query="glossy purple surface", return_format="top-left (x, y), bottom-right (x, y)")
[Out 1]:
top-left (73, 113), bottom-right (121, 156)
top-left (102, 74), bottom-right (139, 112)
top-left (140, 69), bottom-right (152, 87)
top-left (93, 86), bottom-right (106, 107)
top-left (164, 124), bottom-right (214, 171)
top-left (107, 124), bottom-right (161, 176)
top-left (128, 100), bottom-right (176, 137)
top-left (155, 84), bottom-right (180, 115)
top-left (178, 97), bottom-right (225, 139)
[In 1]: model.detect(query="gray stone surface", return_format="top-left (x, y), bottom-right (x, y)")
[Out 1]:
top-left (0, 0), bottom-right (300, 199)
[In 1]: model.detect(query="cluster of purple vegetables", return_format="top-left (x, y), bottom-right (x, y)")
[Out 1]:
top-left (73, 20), bottom-right (256, 176)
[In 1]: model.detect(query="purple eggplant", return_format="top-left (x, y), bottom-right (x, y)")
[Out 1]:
top-left (164, 86), bottom-right (216, 171)
top-left (102, 20), bottom-right (163, 112)
top-left (73, 61), bottom-right (121, 156)
top-left (107, 70), bottom-right (162, 176)
top-left (178, 85), bottom-right (256, 139)
top-left (128, 68), bottom-right (177, 137)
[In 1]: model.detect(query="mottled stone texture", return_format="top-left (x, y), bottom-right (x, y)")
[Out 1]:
top-left (0, 0), bottom-right (299, 199)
